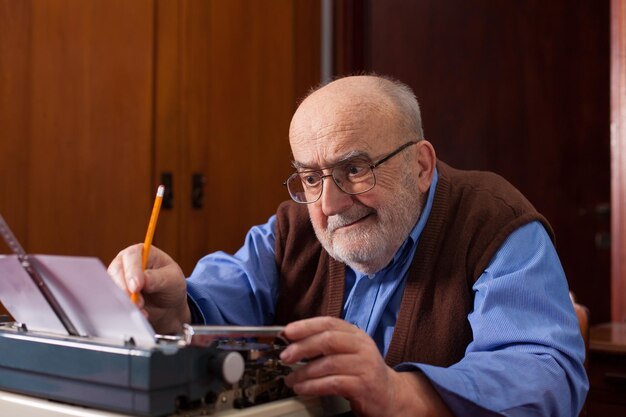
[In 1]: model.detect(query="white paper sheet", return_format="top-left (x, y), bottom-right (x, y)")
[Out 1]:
top-left (0, 254), bottom-right (156, 347)
top-left (0, 256), bottom-right (67, 334)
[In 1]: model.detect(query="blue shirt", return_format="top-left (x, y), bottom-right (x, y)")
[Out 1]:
top-left (187, 169), bottom-right (588, 416)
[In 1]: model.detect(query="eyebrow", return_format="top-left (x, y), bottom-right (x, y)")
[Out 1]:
top-left (291, 150), bottom-right (370, 171)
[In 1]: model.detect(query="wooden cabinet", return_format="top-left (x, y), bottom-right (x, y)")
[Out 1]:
top-left (587, 323), bottom-right (626, 416)
top-left (0, 1), bottom-right (320, 279)
top-left (0, 0), bottom-right (155, 266)
top-left (153, 0), bottom-right (320, 273)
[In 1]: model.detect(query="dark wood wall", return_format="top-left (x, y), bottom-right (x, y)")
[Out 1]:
top-left (335, 0), bottom-right (611, 323)
top-left (611, 0), bottom-right (626, 323)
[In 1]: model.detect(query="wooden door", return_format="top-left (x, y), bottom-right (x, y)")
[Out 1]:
top-left (154, 0), bottom-right (320, 275)
top-left (0, 0), bottom-right (155, 263)
top-left (335, 0), bottom-right (611, 323)
top-left (0, 1), bottom-right (321, 318)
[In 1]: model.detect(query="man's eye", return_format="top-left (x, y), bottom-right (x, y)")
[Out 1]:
top-left (346, 164), bottom-right (367, 177)
top-left (302, 174), bottom-right (321, 186)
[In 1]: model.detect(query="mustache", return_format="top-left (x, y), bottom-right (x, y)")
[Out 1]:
top-left (327, 205), bottom-right (376, 232)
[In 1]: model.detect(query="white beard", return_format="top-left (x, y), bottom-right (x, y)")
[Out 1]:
top-left (312, 173), bottom-right (423, 274)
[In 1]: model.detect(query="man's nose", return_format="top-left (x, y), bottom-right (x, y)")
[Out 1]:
top-left (320, 177), bottom-right (353, 216)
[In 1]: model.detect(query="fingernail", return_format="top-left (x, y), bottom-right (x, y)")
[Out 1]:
top-left (128, 277), bottom-right (137, 293)
top-left (280, 349), bottom-right (291, 362)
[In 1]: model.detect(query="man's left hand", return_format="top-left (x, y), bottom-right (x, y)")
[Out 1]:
top-left (279, 317), bottom-right (452, 417)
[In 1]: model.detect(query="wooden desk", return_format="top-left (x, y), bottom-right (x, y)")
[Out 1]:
top-left (587, 323), bottom-right (626, 416)
top-left (0, 391), bottom-right (350, 417)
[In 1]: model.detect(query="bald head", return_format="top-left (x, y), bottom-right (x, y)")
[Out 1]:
top-left (289, 75), bottom-right (424, 153)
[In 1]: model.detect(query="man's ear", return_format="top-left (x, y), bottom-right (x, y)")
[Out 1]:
top-left (415, 140), bottom-right (437, 193)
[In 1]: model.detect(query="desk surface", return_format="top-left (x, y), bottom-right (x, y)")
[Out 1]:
top-left (590, 322), bottom-right (626, 354)
top-left (0, 391), bottom-right (350, 417)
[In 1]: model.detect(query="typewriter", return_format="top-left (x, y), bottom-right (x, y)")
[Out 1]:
top-left (0, 321), bottom-right (352, 416)
top-left (0, 215), bottom-right (349, 416)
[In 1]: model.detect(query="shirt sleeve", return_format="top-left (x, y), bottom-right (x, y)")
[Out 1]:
top-left (186, 215), bottom-right (279, 326)
top-left (395, 221), bottom-right (589, 417)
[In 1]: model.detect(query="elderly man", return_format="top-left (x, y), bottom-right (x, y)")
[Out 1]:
top-left (109, 75), bottom-right (588, 416)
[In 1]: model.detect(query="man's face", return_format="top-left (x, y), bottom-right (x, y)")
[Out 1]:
top-left (289, 93), bottom-right (423, 274)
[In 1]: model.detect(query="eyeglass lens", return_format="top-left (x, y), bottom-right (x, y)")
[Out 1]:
top-left (287, 158), bottom-right (376, 203)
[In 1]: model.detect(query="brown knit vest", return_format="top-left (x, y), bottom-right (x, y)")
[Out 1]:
top-left (273, 161), bottom-right (553, 368)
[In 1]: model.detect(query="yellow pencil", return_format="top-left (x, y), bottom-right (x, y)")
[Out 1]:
top-left (131, 184), bottom-right (165, 304)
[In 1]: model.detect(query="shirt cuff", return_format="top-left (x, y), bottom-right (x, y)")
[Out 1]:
top-left (395, 362), bottom-right (503, 417)
top-left (187, 294), bottom-right (206, 325)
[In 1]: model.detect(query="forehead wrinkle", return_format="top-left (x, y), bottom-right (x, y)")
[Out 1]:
top-left (290, 117), bottom-right (374, 170)
top-left (292, 149), bottom-right (369, 171)
top-left (289, 89), bottom-right (390, 172)
top-left (291, 114), bottom-right (363, 144)
top-left (315, 114), bottom-right (362, 139)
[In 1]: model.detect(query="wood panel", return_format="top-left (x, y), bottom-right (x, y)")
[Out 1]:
top-left (611, 0), bottom-right (626, 322)
top-left (0, 0), bottom-right (154, 262)
top-left (0, 0), bottom-right (155, 316)
top-left (1, 0), bottom-right (321, 283)
top-left (22, 0), bottom-right (154, 264)
top-left (0, 0), bottom-right (29, 317)
top-left (333, 0), bottom-right (367, 76)
top-left (178, 0), bottom-right (213, 275)
top-left (0, 0), bottom-right (30, 253)
top-left (154, 0), bottom-right (321, 275)
top-left (200, 0), bottom-right (295, 266)
top-left (153, 0), bottom-right (183, 264)
top-left (588, 323), bottom-right (626, 416)
top-left (294, 0), bottom-right (322, 102)
top-left (337, 0), bottom-right (611, 323)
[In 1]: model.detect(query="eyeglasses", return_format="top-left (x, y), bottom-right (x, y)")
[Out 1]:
top-left (284, 141), bottom-right (418, 204)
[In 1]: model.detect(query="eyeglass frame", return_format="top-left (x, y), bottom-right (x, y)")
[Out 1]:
top-left (283, 140), bottom-right (419, 204)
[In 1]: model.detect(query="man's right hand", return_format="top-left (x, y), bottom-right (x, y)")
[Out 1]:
top-left (107, 244), bottom-right (191, 334)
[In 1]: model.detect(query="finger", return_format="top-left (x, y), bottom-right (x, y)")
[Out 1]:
top-left (120, 243), bottom-right (145, 293)
top-left (283, 316), bottom-right (357, 341)
top-left (142, 261), bottom-right (185, 295)
top-left (280, 329), bottom-right (362, 363)
top-left (290, 374), bottom-right (361, 398)
top-left (145, 245), bottom-right (176, 269)
top-left (107, 256), bottom-right (129, 292)
top-left (285, 353), bottom-right (360, 385)
top-left (292, 374), bottom-right (390, 417)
